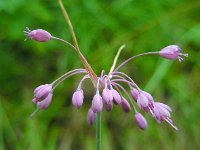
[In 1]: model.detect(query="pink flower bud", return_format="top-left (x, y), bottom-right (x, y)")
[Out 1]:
top-left (34, 84), bottom-right (52, 100)
top-left (130, 88), bottom-right (139, 101)
top-left (24, 28), bottom-right (52, 42)
top-left (37, 93), bottom-right (53, 109)
top-left (111, 89), bottom-right (121, 104)
top-left (104, 102), bottom-right (113, 111)
top-left (102, 88), bottom-right (113, 103)
top-left (72, 90), bottom-right (84, 108)
top-left (134, 113), bottom-right (147, 130)
top-left (120, 98), bottom-right (131, 112)
top-left (87, 108), bottom-right (96, 125)
top-left (159, 45), bottom-right (188, 62)
top-left (143, 91), bottom-right (154, 111)
top-left (91, 94), bottom-right (103, 113)
top-left (137, 91), bottom-right (149, 110)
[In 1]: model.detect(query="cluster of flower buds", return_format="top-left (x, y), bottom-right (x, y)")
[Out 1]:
top-left (27, 28), bottom-right (188, 130)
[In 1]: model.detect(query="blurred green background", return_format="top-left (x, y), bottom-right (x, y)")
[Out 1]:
top-left (0, 0), bottom-right (200, 149)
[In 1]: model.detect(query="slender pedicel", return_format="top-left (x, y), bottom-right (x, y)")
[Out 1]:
top-left (52, 71), bottom-right (88, 91)
top-left (111, 78), bottom-right (139, 90)
top-left (52, 69), bottom-right (86, 85)
top-left (114, 52), bottom-right (159, 72)
top-left (51, 36), bottom-right (76, 50)
top-left (111, 72), bottom-right (140, 89)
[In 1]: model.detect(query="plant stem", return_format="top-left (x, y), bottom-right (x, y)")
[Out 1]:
top-left (58, 0), bottom-right (98, 87)
top-left (96, 112), bottom-right (101, 150)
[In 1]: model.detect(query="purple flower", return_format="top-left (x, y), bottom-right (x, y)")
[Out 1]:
top-left (152, 102), bottom-right (177, 130)
top-left (137, 91), bottom-right (149, 111)
top-left (153, 102), bottom-right (171, 122)
top-left (104, 102), bottom-right (113, 111)
top-left (102, 88), bottom-right (113, 103)
top-left (34, 84), bottom-right (52, 101)
top-left (87, 108), bottom-right (96, 125)
top-left (37, 93), bottom-right (53, 109)
top-left (159, 45), bottom-right (188, 62)
top-left (134, 113), bottom-right (147, 130)
top-left (111, 89), bottom-right (121, 104)
top-left (91, 94), bottom-right (103, 113)
top-left (130, 88), bottom-right (139, 101)
top-left (24, 28), bottom-right (52, 42)
top-left (120, 98), bottom-right (131, 112)
top-left (72, 90), bottom-right (84, 108)
top-left (143, 91), bottom-right (154, 110)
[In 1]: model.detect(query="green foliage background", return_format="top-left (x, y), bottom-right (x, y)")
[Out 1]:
top-left (0, 0), bottom-right (200, 149)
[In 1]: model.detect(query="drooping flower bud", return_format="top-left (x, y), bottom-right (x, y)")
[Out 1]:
top-left (111, 89), bottom-right (121, 104)
top-left (153, 102), bottom-right (171, 123)
top-left (130, 88), bottom-right (139, 101)
top-left (104, 102), bottom-right (113, 111)
top-left (134, 113), bottom-right (147, 130)
top-left (159, 45), bottom-right (188, 62)
top-left (143, 91), bottom-right (154, 110)
top-left (120, 98), bottom-right (131, 112)
top-left (37, 93), bottom-right (53, 109)
top-left (24, 28), bottom-right (52, 42)
top-left (87, 108), bottom-right (96, 125)
top-left (72, 90), bottom-right (84, 108)
top-left (137, 91), bottom-right (150, 111)
top-left (102, 88), bottom-right (113, 103)
top-left (91, 94), bottom-right (103, 113)
top-left (34, 84), bottom-right (52, 101)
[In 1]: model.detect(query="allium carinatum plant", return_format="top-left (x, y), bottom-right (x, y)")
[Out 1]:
top-left (26, 0), bottom-right (188, 149)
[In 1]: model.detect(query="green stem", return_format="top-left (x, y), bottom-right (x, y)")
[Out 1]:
top-left (96, 112), bottom-right (101, 150)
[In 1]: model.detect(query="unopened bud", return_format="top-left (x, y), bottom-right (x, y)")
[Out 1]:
top-left (104, 102), bottom-right (113, 111)
top-left (87, 108), bottom-right (96, 125)
top-left (102, 88), bottom-right (113, 103)
top-left (37, 93), bottom-right (53, 109)
top-left (120, 98), bottom-right (131, 112)
top-left (111, 89), bottom-right (121, 104)
top-left (34, 84), bottom-right (52, 100)
top-left (134, 113), bottom-right (147, 130)
top-left (159, 45), bottom-right (188, 62)
top-left (137, 91), bottom-right (149, 110)
top-left (130, 88), bottom-right (139, 101)
top-left (24, 28), bottom-right (52, 42)
top-left (91, 94), bottom-right (103, 113)
top-left (72, 90), bottom-right (84, 108)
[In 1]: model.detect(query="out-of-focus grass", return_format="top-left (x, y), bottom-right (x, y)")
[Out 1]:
top-left (0, 0), bottom-right (200, 149)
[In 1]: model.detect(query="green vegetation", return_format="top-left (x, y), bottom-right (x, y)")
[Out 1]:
top-left (0, 0), bottom-right (200, 149)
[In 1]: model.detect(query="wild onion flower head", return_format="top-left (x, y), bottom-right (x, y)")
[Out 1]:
top-left (159, 45), bottom-right (188, 62)
top-left (27, 28), bottom-right (188, 130)
top-left (24, 27), bottom-right (52, 42)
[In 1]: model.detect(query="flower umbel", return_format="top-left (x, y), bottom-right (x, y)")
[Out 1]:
top-left (27, 27), bottom-right (188, 130)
